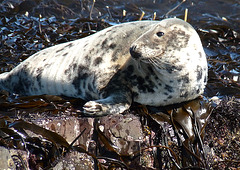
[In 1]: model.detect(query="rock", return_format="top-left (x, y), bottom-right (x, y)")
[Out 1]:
top-left (0, 147), bottom-right (16, 169)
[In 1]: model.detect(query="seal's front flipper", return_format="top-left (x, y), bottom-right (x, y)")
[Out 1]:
top-left (83, 92), bottom-right (132, 116)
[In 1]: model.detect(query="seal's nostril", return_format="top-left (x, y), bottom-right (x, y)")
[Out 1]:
top-left (130, 46), bottom-right (142, 59)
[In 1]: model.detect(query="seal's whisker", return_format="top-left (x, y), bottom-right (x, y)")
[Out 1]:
top-left (155, 56), bottom-right (174, 65)
top-left (148, 58), bottom-right (164, 69)
top-left (151, 57), bottom-right (168, 66)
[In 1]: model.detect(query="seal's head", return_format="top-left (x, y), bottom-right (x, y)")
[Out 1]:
top-left (129, 18), bottom-right (207, 106)
top-left (130, 18), bottom-right (206, 73)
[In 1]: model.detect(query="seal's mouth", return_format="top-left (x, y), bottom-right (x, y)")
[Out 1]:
top-left (130, 45), bottom-right (160, 68)
top-left (130, 45), bottom-right (166, 69)
top-left (130, 46), bottom-right (142, 60)
top-left (130, 46), bottom-right (151, 64)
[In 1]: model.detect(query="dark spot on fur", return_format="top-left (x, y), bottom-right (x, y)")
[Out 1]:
top-left (165, 84), bottom-right (173, 93)
top-left (172, 58), bottom-right (180, 63)
top-left (166, 64), bottom-right (183, 74)
top-left (44, 64), bottom-right (50, 68)
top-left (198, 52), bottom-right (202, 58)
top-left (182, 74), bottom-right (190, 83)
top-left (180, 91), bottom-right (189, 98)
top-left (12, 65), bottom-right (31, 94)
top-left (56, 48), bottom-right (64, 53)
top-left (166, 66), bottom-right (173, 74)
top-left (106, 29), bottom-right (112, 33)
top-left (148, 66), bottom-right (154, 74)
top-left (111, 48), bottom-right (123, 62)
top-left (72, 65), bottom-right (90, 95)
top-left (196, 65), bottom-right (203, 81)
top-left (124, 31), bottom-right (132, 38)
top-left (36, 67), bottom-right (43, 88)
top-left (204, 75), bottom-right (207, 83)
top-left (137, 76), bottom-right (145, 84)
top-left (85, 55), bottom-right (90, 61)
top-left (127, 65), bottom-right (134, 73)
top-left (89, 49), bottom-right (94, 55)
top-left (94, 57), bottom-right (102, 65)
top-left (167, 95), bottom-right (173, 99)
top-left (36, 74), bottom-right (42, 88)
top-left (102, 39), bottom-right (108, 48)
top-left (63, 52), bottom-right (68, 56)
top-left (95, 49), bottom-right (100, 54)
top-left (111, 30), bottom-right (117, 34)
top-left (36, 67), bottom-right (43, 74)
top-left (131, 77), bottom-right (138, 86)
top-left (83, 43), bottom-right (88, 48)
top-left (64, 63), bottom-right (77, 77)
top-left (135, 76), bottom-right (155, 93)
top-left (109, 64), bottom-right (120, 72)
top-left (109, 37), bottom-right (114, 41)
top-left (65, 43), bottom-right (74, 48)
top-left (109, 43), bottom-right (117, 49)
top-left (71, 63), bottom-right (77, 70)
top-left (126, 73), bottom-right (155, 93)
top-left (165, 29), bottom-right (189, 51)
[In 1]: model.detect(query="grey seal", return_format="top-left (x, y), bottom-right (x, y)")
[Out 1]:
top-left (0, 18), bottom-right (208, 116)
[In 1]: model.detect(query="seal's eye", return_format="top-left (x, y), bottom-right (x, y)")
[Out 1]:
top-left (156, 32), bottom-right (164, 37)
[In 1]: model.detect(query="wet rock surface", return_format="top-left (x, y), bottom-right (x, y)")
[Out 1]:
top-left (0, 0), bottom-right (239, 169)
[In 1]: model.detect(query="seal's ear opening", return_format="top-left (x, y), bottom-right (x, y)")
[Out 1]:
top-left (156, 32), bottom-right (164, 37)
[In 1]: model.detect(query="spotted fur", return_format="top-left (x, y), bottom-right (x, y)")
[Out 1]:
top-left (0, 18), bottom-right (208, 116)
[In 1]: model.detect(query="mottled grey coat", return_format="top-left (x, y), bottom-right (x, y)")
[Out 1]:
top-left (0, 18), bottom-right (208, 116)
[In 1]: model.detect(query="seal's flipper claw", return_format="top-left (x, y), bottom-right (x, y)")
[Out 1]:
top-left (83, 93), bottom-right (132, 116)
top-left (83, 101), bottom-right (105, 115)
top-left (83, 100), bottom-right (131, 116)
